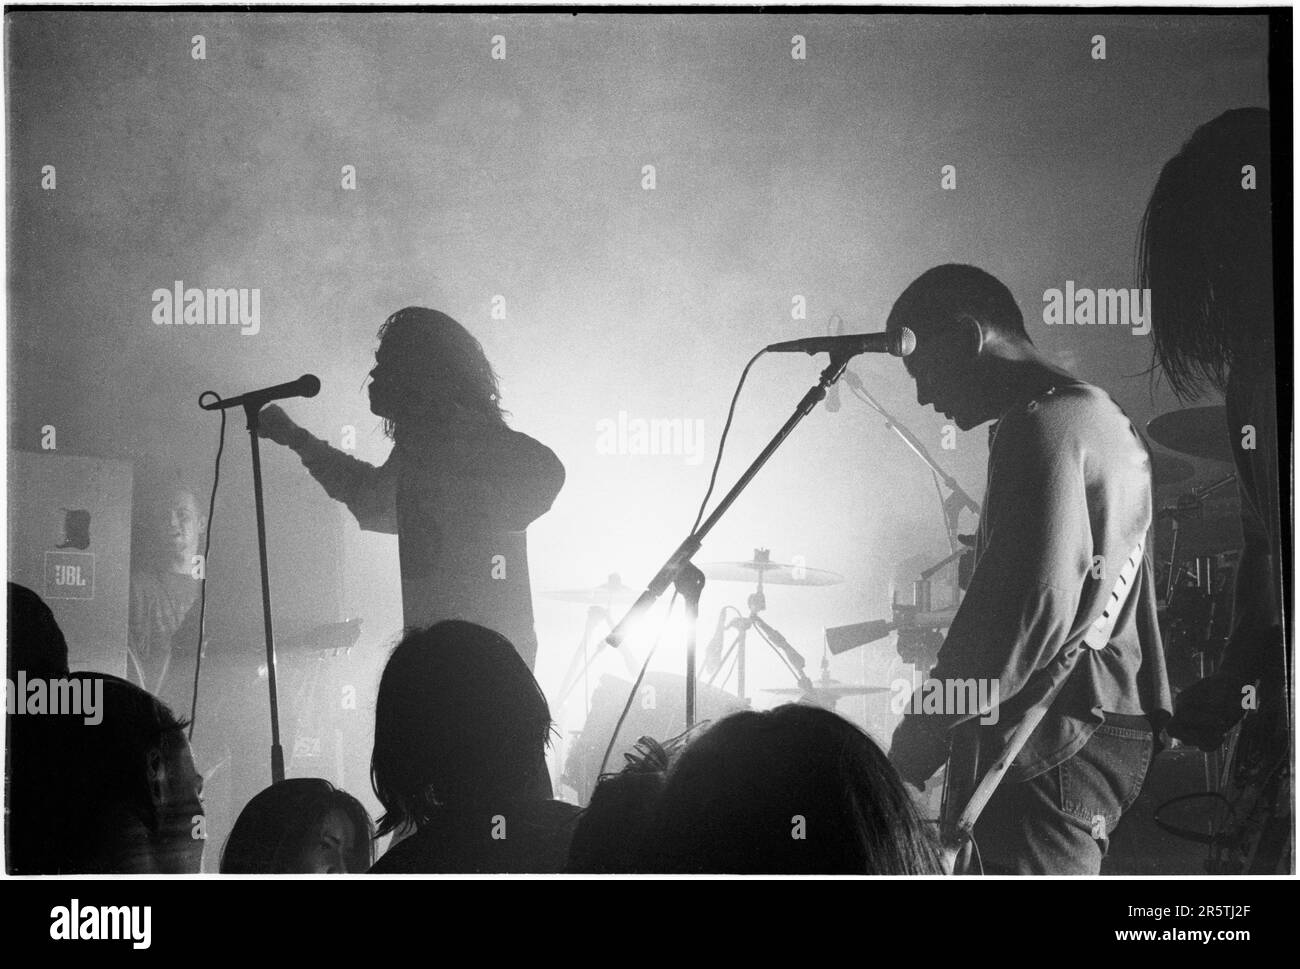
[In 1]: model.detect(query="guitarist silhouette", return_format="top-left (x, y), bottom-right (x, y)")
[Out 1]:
top-left (883, 265), bottom-right (1173, 875)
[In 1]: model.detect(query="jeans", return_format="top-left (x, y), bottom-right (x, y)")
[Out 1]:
top-left (970, 714), bottom-right (1154, 875)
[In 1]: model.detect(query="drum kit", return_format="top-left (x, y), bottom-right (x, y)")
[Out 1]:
top-left (1145, 405), bottom-right (1241, 693)
top-left (542, 549), bottom-right (895, 802)
top-left (1145, 404), bottom-right (1246, 798)
top-left (543, 549), bottom-right (890, 714)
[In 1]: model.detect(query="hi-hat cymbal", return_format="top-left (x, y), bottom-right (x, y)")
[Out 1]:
top-left (541, 575), bottom-right (640, 605)
top-left (701, 559), bottom-right (844, 586)
top-left (1147, 406), bottom-right (1233, 463)
top-left (1151, 452), bottom-right (1196, 488)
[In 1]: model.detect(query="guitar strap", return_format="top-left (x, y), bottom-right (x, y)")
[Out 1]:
top-left (943, 538), bottom-right (1146, 873)
top-left (1083, 539), bottom-right (1147, 652)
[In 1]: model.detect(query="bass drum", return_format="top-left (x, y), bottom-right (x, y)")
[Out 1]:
top-left (562, 672), bottom-right (748, 806)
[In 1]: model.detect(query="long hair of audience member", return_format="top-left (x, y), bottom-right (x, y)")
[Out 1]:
top-left (639, 704), bottom-right (944, 874)
top-left (369, 620), bottom-right (553, 837)
top-left (220, 778), bottom-right (375, 874)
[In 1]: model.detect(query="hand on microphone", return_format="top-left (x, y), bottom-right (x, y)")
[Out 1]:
top-left (257, 404), bottom-right (306, 449)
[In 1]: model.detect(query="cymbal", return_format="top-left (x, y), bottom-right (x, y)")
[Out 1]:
top-left (1151, 452), bottom-right (1196, 488)
top-left (541, 575), bottom-right (640, 605)
top-left (701, 560), bottom-right (844, 586)
top-left (1147, 406), bottom-right (1233, 463)
top-left (762, 681), bottom-right (893, 697)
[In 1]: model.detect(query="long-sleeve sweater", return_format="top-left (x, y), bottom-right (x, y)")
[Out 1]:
top-left (903, 379), bottom-right (1174, 782)
top-left (291, 414), bottom-right (565, 669)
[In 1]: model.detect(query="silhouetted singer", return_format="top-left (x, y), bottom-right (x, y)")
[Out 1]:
top-left (258, 307), bottom-right (565, 669)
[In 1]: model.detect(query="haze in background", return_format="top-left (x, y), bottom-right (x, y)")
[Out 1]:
top-left (6, 12), bottom-right (1269, 814)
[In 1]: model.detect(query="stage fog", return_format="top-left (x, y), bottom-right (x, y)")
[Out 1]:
top-left (5, 11), bottom-right (1271, 869)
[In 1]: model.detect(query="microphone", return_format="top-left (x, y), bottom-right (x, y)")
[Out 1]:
top-left (200, 374), bottom-right (321, 411)
top-left (824, 315), bottom-right (844, 413)
top-left (766, 327), bottom-right (916, 358)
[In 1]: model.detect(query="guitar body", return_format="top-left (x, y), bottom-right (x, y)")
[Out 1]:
top-left (934, 542), bottom-right (1148, 874)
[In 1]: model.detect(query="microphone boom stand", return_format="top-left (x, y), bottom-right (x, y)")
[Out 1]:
top-left (606, 352), bottom-right (852, 729)
top-left (196, 393), bottom-right (287, 786)
top-left (243, 402), bottom-right (287, 785)
top-left (844, 370), bottom-right (980, 544)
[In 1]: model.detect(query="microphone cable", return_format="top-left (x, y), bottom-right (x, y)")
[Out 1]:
top-left (598, 347), bottom-right (769, 782)
top-left (690, 348), bottom-right (767, 534)
top-left (187, 392), bottom-right (228, 740)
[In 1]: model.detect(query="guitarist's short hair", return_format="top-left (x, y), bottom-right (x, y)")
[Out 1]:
top-left (887, 264), bottom-right (1030, 343)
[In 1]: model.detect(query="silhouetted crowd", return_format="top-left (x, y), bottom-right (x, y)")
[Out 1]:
top-left (6, 582), bottom-right (943, 875)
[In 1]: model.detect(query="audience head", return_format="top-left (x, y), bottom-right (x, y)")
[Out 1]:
top-left (7, 582), bottom-right (69, 680)
top-left (369, 307), bottom-right (505, 436)
top-left (9, 674), bottom-right (203, 874)
top-left (567, 770), bottom-right (667, 874)
top-left (220, 778), bottom-right (374, 874)
top-left (1139, 107), bottom-right (1273, 399)
top-left (370, 620), bottom-right (553, 837)
top-left (639, 704), bottom-right (943, 874)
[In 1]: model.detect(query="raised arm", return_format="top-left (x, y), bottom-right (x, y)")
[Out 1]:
top-left (259, 404), bottom-right (397, 533)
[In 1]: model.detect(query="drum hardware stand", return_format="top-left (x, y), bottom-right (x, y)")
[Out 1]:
top-left (547, 577), bottom-right (646, 802)
top-left (1157, 471), bottom-right (1239, 791)
top-left (555, 598), bottom-right (642, 714)
top-left (705, 556), bottom-right (815, 702)
top-left (1158, 471), bottom-right (1238, 601)
top-left (844, 369), bottom-right (981, 599)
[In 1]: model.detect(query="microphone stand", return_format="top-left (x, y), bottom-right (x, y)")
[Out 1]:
top-left (844, 369), bottom-right (977, 715)
top-left (243, 402), bottom-right (287, 785)
top-left (844, 370), bottom-right (981, 549)
top-left (606, 352), bottom-right (852, 728)
top-left (198, 393), bottom-right (286, 785)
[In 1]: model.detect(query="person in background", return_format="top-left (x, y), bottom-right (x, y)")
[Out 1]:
top-left (1139, 108), bottom-right (1289, 872)
top-left (368, 621), bottom-right (579, 873)
top-left (220, 778), bottom-right (374, 874)
top-left (127, 474), bottom-right (206, 706)
top-left (257, 307), bottom-right (565, 670)
top-left (1140, 109), bottom-right (1285, 747)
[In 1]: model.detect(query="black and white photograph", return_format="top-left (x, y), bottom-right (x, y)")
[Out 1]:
top-left (1, 1), bottom-right (1292, 942)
